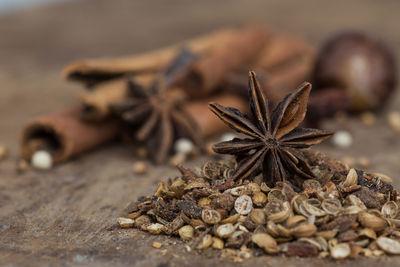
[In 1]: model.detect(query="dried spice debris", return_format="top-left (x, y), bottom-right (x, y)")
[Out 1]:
top-left (119, 150), bottom-right (400, 260)
top-left (209, 71), bottom-right (333, 186)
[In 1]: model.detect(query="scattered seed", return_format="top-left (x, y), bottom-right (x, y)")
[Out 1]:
top-left (31, 150), bottom-right (53, 170)
top-left (332, 130), bottom-right (353, 148)
top-left (360, 112), bottom-right (376, 127)
top-left (117, 217), bottom-right (135, 228)
top-left (153, 242), bottom-right (162, 248)
top-left (174, 138), bottom-right (194, 155)
top-left (132, 161), bottom-right (148, 175)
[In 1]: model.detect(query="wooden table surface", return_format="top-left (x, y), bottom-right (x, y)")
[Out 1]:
top-left (1, 0), bottom-right (400, 266)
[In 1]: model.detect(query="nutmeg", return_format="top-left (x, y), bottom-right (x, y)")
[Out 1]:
top-left (314, 32), bottom-right (397, 111)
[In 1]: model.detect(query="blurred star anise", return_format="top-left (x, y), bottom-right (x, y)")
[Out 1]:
top-left (209, 71), bottom-right (333, 185)
top-left (112, 49), bottom-right (202, 163)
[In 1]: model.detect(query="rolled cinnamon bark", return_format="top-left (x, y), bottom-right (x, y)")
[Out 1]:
top-left (62, 28), bottom-right (238, 87)
top-left (20, 107), bottom-right (119, 164)
top-left (79, 73), bottom-right (155, 121)
top-left (185, 94), bottom-right (248, 138)
top-left (181, 25), bottom-right (270, 96)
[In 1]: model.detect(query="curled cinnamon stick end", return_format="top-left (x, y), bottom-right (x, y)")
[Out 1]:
top-left (185, 94), bottom-right (248, 138)
top-left (62, 28), bottom-right (237, 87)
top-left (20, 107), bottom-right (119, 164)
top-left (181, 25), bottom-right (270, 96)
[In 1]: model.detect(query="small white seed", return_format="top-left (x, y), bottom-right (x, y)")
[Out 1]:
top-left (174, 138), bottom-right (194, 154)
top-left (132, 161), bottom-right (148, 175)
top-left (31, 150), bottom-right (53, 170)
top-left (332, 130), bottom-right (353, 148)
top-left (234, 195), bottom-right (253, 215)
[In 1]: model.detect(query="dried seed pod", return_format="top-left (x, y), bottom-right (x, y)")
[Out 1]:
top-left (179, 225), bottom-right (195, 240)
top-left (371, 172), bottom-right (393, 184)
top-left (170, 179), bottom-right (186, 198)
top-left (216, 223), bottom-right (235, 239)
top-left (358, 211), bottom-right (387, 231)
top-left (376, 237), bottom-right (400, 254)
top-left (277, 224), bottom-right (292, 238)
top-left (184, 179), bottom-right (210, 191)
top-left (135, 215), bottom-right (152, 231)
top-left (347, 194), bottom-right (367, 210)
top-left (330, 243), bottom-right (351, 259)
top-left (298, 237), bottom-right (328, 251)
top-left (344, 168), bottom-right (358, 187)
top-left (212, 237), bottom-right (224, 249)
top-left (266, 220), bottom-right (280, 237)
top-left (228, 185), bottom-right (251, 196)
top-left (234, 195), bottom-right (253, 215)
top-left (252, 191), bottom-right (267, 207)
top-left (154, 181), bottom-right (167, 197)
top-left (147, 223), bottom-right (166, 235)
top-left (247, 182), bottom-right (261, 194)
top-left (354, 239), bottom-right (370, 248)
top-left (291, 193), bottom-right (309, 214)
top-left (210, 193), bottom-right (235, 210)
top-left (201, 209), bottom-right (222, 224)
top-left (316, 229), bottom-right (338, 240)
top-left (220, 214), bottom-right (240, 224)
top-left (268, 189), bottom-right (287, 202)
top-left (202, 161), bottom-right (224, 180)
top-left (260, 182), bottom-right (271, 193)
top-left (381, 201), bottom-right (398, 219)
top-left (196, 234), bottom-right (213, 249)
top-left (342, 205), bottom-right (365, 215)
top-left (299, 199), bottom-right (325, 217)
top-left (322, 199), bottom-right (342, 215)
top-left (265, 201), bottom-right (291, 223)
top-left (250, 209), bottom-right (266, 225)
top-left (117, 217), bottom-right (135, 228)
top-left (251, 233), bottom-right (279, 254)
top-left (358, 228), bottom-right (377, 240)
top-left (287, 215), bottom-right (307, 228)
top-left (198, 197), bottom-right (211, 208)
top-left (291, 223), bottom-right (317, 238)
top-left (302, 179), bottom-right (322, 195)
top-left (225, 231), bottom-right (250, 248)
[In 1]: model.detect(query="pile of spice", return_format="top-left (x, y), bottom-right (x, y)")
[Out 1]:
top-left (117, 72), bottom-right (400, 260)
top-left (118, 151), bottom-right (399, 260)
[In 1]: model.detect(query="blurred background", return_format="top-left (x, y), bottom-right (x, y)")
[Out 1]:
top-left (1, 1), bottom-right (400, 266)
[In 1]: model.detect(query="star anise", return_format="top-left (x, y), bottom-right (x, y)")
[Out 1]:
top-left (209, 71), bottom-right (333, 186)
top-left (112, 50), bottom-right (202, 163)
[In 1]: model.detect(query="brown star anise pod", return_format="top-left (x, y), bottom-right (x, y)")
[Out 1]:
top-left (112, 50), bottom-right (202, 163)
top-left (209, 71), bottom-right (333, 186)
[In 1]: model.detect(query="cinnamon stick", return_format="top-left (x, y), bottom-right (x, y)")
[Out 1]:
top-left (226, 33), bottom-right (315, 105)
top-left (62, 28), bottom-right (238, 87)
top-left (185, 94), bottom-right (248, 138)
top-left (181, 25), bottom-right (270, 96)
top-left (20, 107), bottom-right (119, 163)
top-left (79, 73), bottom-right (155, 121)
